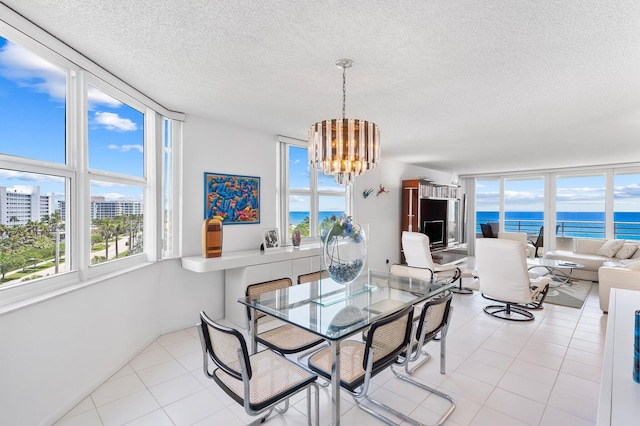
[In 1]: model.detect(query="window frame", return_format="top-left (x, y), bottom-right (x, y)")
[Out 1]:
top-left (279, 136), bottom-right (352, 243)
top-left (0, 9), bottom-right (184, 310)
top-left (469, 164), bottom-right (640, 255)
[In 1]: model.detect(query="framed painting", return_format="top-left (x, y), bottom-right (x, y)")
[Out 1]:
top-left (204, 172), bottom-right (260, 224)
top-left (262, 228), bottom-right (280, 251)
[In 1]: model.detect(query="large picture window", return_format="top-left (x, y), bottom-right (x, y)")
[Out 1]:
top-left (281, 138), bottom-right (349, 242)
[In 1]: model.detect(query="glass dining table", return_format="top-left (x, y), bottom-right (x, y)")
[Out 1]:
top-left (238, 269), bottom-right (454, 425)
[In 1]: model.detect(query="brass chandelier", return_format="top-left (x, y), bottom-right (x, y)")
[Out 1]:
top-left (308, 59), bottom-right (380, 185)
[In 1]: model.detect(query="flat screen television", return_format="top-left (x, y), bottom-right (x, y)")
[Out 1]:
top-left (422, 220), bottom-right (444, 245)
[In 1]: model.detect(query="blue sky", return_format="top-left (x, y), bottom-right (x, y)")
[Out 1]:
top-left (0, 35), bottom-right (144, 203)
top-left (288, 145), bottom-right (345, 212)
top-left (477, 174), bottom-right (640, 212)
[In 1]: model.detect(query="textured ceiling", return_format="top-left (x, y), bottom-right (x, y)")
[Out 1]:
top-left (3, 0), bottom-right (640, 175)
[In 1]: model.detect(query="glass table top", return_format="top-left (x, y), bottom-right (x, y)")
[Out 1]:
top-left (238, 270), bottom-right (453, 340)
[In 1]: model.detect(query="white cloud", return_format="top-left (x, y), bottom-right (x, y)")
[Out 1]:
top-left (0, 169), bottom-right (64, 183)
top-left (108, 144), bottom-right (144, 153)
top-left (289, 195), bottom-right (306, 203)
top-left (87, 85), bottom-right (122, 109)
top-left (94, 111), bottom-right (137, 132)
top-left (615, 183), bottom-right (640, 199)
top-left (95, 192), bottom-right (143, 202)
top-left (0, 41), bottom-right (66, 101)
top-left (317, 186), bottom-right (346, 193)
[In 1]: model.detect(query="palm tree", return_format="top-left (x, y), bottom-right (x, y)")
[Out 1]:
top-left (112, 216), bottom-right (127, 258)
top-left (94, 218), bottom-right (115, 262)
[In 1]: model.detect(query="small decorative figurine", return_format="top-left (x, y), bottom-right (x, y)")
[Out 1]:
top-left (376, 184), bottom-right (389, 196)
top-left (363, 188), bottom-right (374, 198)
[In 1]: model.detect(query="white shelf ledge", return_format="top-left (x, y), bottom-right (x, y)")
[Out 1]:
top-left (181, 243), bottom-right (322, 273)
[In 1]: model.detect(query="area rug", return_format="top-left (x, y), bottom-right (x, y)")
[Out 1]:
top-left (542, 279), bottom-right (593, 309)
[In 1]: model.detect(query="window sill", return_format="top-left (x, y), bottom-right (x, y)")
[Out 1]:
top-left (0, 259), bottom-right (153, 317)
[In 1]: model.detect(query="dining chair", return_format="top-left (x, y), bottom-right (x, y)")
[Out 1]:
top-left (245, 278), bottom-right (326, 356)
top-left (476, 239), bottom-right (552, 321)
top-left (400, 291), bottom-right (453, 375)
top-left (308, 305), bottom-right (429, 425)
top-left (297, 270), bottom-right (326, 284)
top-left (480, 223), bottom-right (497, 238)
top-left (198, 311), bottom-right (320, 425)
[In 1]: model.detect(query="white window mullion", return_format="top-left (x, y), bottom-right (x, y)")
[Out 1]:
top-left (76, 70), bottom-right (90, 278)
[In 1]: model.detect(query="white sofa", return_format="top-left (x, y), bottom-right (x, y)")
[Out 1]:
top-left (598, 265), bottom-right (640, 313)
top-left (545, 238), bottom-right (640, 281)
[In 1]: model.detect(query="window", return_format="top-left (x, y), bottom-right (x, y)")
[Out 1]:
top-left (475, 178), bottom-right (500, 235)
top-left (504, 177), bottom-right (544, 237)
top-left (556, 174), bottom-right (605, 239)
top-left (613, 171), bottom-right (640, 240)
top-left (87, 81), bottom-right (146, 266)
top-left (0, 22), bottom-right (182, 302)
top-left (162, 118), bottom-right (181, 257)
top-left (0, 36), bottom-right (66, 164)
top-left (281, 137), bottom-right (349, 242)
top-left (0, 34), bottom-right (72, 287)
top-left (88, 84), bottom-right (144, 177)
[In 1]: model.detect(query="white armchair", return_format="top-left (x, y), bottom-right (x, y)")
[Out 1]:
top-left (476, 239), bottom-right (552, 321)
top-left (498, 232), bottom-right (535, 258)
top-left (401, 232), bottom-right (466, 292)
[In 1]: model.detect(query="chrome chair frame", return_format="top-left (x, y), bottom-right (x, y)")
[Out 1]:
top-left (199, 311), bottom-right (320, 425)
top-left (309, 305), bottom-right (456, 425)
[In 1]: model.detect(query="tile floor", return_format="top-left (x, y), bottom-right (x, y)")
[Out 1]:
top-left (55, 279), bottom-right (606, 426)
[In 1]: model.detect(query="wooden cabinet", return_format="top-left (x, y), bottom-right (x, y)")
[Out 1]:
top-left (401, 179), bottom-right (461, 261)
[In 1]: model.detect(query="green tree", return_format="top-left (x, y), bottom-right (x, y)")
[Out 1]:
top-left (295, 216), bottom-right (310, 237)
top-left (0, 254), bottom-right (25, 280)
top-left (113, 216), bottom-right (127, 258)
top-left (94, 218), bottom-right (115, 261)
top-left (91, 234), bottom-right (103, 249)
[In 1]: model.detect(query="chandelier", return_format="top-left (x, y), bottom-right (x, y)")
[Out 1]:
top-left (308, 59), bottom-right (380, 185)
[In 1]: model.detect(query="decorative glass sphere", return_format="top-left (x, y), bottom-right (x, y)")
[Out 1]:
top-left (323, 216), bottom-right (367, 284)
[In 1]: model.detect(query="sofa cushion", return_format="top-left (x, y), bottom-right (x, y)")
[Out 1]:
top-left (574, 238), bottom-right (606, 255)
top-left (615, 243), bottom-right (638, 259)
top-left (597, 239), bottom-right (624, 258)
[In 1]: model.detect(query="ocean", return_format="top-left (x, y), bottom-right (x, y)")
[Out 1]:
top-left (290, 211), bottom-right (345, 226)
top-left (476, 211), bottom-right (640, 239)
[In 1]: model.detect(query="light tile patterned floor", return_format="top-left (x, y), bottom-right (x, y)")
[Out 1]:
top-left (55, 280), bottom-right (605, 425)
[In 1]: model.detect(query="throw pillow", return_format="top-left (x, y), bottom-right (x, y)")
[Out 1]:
top-left (597, 239), bottom-right (625, 258)
top-left (627, 260), bottom-right (640, 271)
top-left (615, 243), bottom-right (639, 259)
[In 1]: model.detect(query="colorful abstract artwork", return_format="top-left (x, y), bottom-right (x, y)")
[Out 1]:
top-left (204, 172), bottom-right (260, 224)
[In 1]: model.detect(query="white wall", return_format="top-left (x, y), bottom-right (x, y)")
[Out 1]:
top-left (182, 115), bottom-right (280, 255)
top-left (355, 161), bottom-right (453, 271)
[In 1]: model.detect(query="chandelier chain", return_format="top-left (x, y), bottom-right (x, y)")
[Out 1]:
top-left (342, 65), bottom-right (346, 119)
